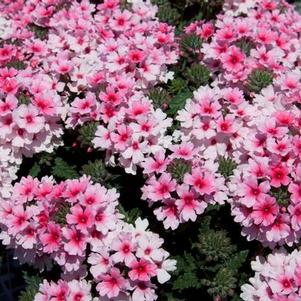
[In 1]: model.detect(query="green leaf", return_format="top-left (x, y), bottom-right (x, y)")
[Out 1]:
top-left (226, 250), bottom-right (249, 270)
top-left (168, 78), bottom-right (188, 94)
top-left (6, 60), bottom-right (27, 70)
top-left (180, 34), bottom-right (202, 54)
top-left (18, 272), bottom-right (41, 301)
top-left (173, 271), bottom-right (201, 291)
top-left (157, 4), bottom-right (180, 24)
top-left (52, 158), bottom-right (79, 180)
top-left (78, 121), bottom-right (99, 146)
top-left (147, 87), bottom-right (170, 109)
top-left (247, 69), bottom-right (274, 94)
top-left (167, 158), bottom-right (192, 183)
top-left (196, 229), bottom-right (236, 262)
top-left (18, 92), bottom-right (31, 105)
top-left (27, 23), bottom-right (49, 40)
top-left (185, 64), bottom-right (210, 87)
top-left (168, 91), bottom-right (192, 116)
top-left (218, 157), bottom-right (238, 179)
top-left (118, 204), bottom-right (143, 224)
top-left (29, 162), bottom-right (41, 178)
top-left (206, 267), bottom-right (236, 298)
top-left (81, 159), bottom-right (118, 185)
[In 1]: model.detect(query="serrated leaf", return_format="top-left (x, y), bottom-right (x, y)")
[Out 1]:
top-left (18, 272), bottom-right (41, 301)
top-left (29, 162), bottom-right (41, 177)
top-left (52, 158), bottom-right (79, 180)
top-left (6, 60), bottom-right (27, 70)
top-left (118, 204), bottom-right (143, 224)
top-left (226, 250), bottom-right (249, 270)
top-left (78, 122), bottom-right (99, 146)
top-left (173, 271), bottom-right (201, 291)
top-left (168, 91), bottom-right (192, 116)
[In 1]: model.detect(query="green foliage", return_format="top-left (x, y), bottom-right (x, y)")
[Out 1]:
top-left (170, 214), bottom-right (249, 299)
top-left (27, 23), bottom-right (49, 40)
top-left (18, 92), bottom-right (31, 105)
top-left (185, 64), bottom-right (210, 87)
top-left (28, 162), bottom-right (41, 178)
top-left (148, 87), bottom-right (170, 109)
top-left (218, 157), bottom-right (238, 179)
top-left (205, 267), bottom-right (236, 298)
top-left (247, 69), bottom-right (274, 94)
top-left (118, 204), bottom-right (143, 224)
top-left (51, 158), bottom-right (79, 179)
top-left (53, 202), bottom-right (71, 226)
top-left (168, 78), bottom-right (188, 94)
top-left (157, 3), bottom-right (181, 24)
top-left (168, 91), bottom-right (192, 116)
top-left (235, 38), bottom-right (255, 56)
top-left (196, 229), bottom-right (235, 261)
top-left (6, 60), bottom-right (27, 70)
top-left (81, 159), bottom-right (118, 186)
top-left (167, 159), bottom-right (192, 183)
top-left (180, 34), bottom-right (202, 55)
top-left (78, 121), bottom-right (99, 146)
top-left (270, 186), bottom-right (290, 207)
top-left (18, 272), bottom-right (41, 301)
top-left (173, 252), bottom-right (200, 291)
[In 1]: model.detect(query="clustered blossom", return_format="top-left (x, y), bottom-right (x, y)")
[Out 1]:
top-left (0, 176), bottom-right (176, 301)
top-left (41, 0), bottom-right (177, 174)
top-left (141, 85), bottom-right (250, 229)
top-left (188, 0), bottom-right (301, 96)
top-left (229, 90), bottom-right (301, 247)
top-left (241, 249), bottom-right (301, 301)
top-left (34, 279), bottom-right (93, 301)
top-left (0, 0), bottom-right (70, 196)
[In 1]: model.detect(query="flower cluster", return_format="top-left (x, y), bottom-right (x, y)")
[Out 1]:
top-left (189, 0), bottom-right (301, 98)
top-left (241, 248), bottom-right (301, 301)
top-left (34, 279), bottom-right (93, 301)
top-left (141, 85), bottom-right (250, 229)
top-left (42, 0), bottom-right (177, 174)
top-left (229, 88), bottom-right (301, 247)
top-left (0, 176), bottom-right (176, 300)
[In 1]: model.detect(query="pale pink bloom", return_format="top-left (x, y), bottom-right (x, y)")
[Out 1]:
top-left (288, 204), bottom-right (301, 231)
top-left (110, 125), bottom-right (132, 151)
top-left (269, 165), bottom-right (290, 188)
top-left (142, 151), bottom-right (169, 174)
top-left (252, 196), bottom-right (278, 227)
top-left (266, 215), bottom-right (290, 242)
top-left (13, 104), bottom-right (45, 133)
top-left (184, 168), bottom-right (215, 195)
top-left (97, 268), bottom-right (128, 298)
top-left (63, 228), bottom-right (87, 256)
top-left (8, 206), bottom-right (29, 236)
top-left (154, 200), bottom-right (180, 230)
top-left (88, 250), bottom-right (111, 279)
top-left (221, 46), bottom-right (245, 72)
top-left (170, 142), bottom-right (195, 160)
top-left (176, 184), bottom-right (206, 222)
top-left (129, 259), bottom-right (157, 282)
top-left (111, 235), bottom-right (136, 265)
top-left (14, 176), bottom-right (39, 203)
top-left (269, 274), bottom-right (296, 295)
top-left (17, 225), bottom-right (36, 249)
top-left (240, 176), bottom-right (270, 207)
top-left (149, 174), bottom-right (176, 201)
top-left (40, 223), bottom-right (62, 253)
top-left (66, 205), bottom-right (93, 232)
top-left (132, 282), bottom-right (157, 301)
top-left (68, 279), bottom-right (92, 301)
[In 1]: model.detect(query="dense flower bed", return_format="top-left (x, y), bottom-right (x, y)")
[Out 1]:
top-left (1, 0), bottom-right (301, 300)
